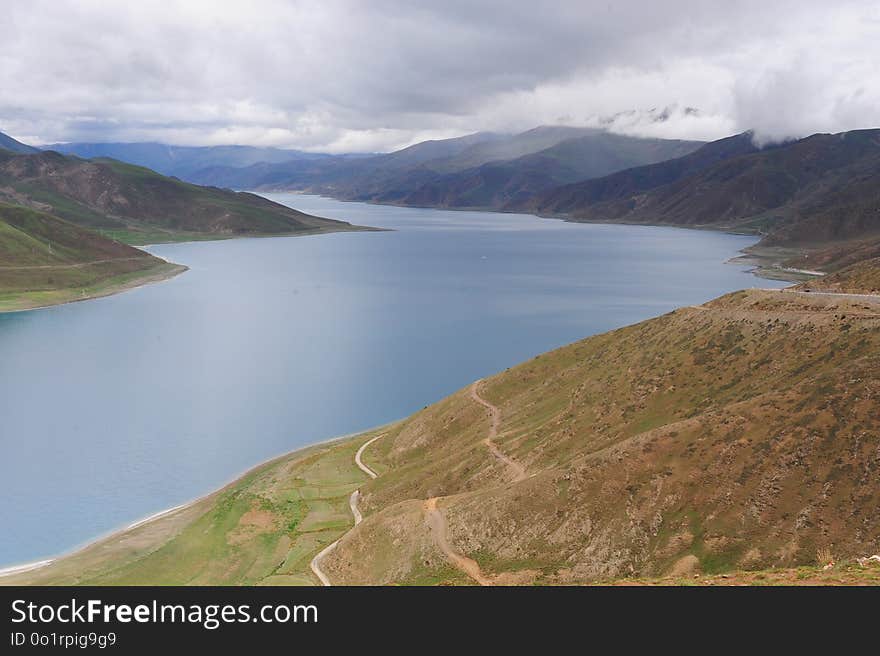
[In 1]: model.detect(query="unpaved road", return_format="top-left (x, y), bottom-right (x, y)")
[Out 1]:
top-left (0, 256), bottom-right (154, 270)
top-left (308, 536), bottom-right (340, 586)
top-left (773, 288), bottom-right (880, 303)
top-left (424, 497), bottom-right (492, 586)
top-left (349, 490), bottom-right (363, 525)
top-left (355, 434), bottom-right (384, 479)
top-left (314, 383), bottom-right (529, 586)
top-left (470, 381), bottom-right (527, 482)
top-left (310, 434), bottom-right (385, 586)
top-left (309, 488), bottom-right (364, 587)
top-left (421, 381), bottom-right (530, 585)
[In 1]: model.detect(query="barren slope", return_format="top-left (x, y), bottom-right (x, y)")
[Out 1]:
top-left (324, 286), bottom-right (880, 584)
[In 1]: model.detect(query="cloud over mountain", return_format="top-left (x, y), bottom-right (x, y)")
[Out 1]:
top-left (0, 1), bottom-right (877, 151)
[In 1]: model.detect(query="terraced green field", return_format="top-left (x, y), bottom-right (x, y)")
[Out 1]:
top-left (4, 431), bottom-right (384, 586)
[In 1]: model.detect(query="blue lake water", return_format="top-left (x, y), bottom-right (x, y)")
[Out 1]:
top-left (0, 195), bottom-right (786, 567)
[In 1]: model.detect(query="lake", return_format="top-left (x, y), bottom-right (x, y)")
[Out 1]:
top-left (0, 195), bottom-right (785, 567)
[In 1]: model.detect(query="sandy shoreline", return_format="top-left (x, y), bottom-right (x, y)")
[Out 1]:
top-left (0, 422), bottom-right (394, 579)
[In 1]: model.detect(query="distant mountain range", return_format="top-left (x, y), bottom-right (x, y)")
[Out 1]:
top-left (11, 123), bottom-right (880, 274)
top-left (0, 131), bottom-right (39, 154)
top-left (44, 142), bottom-right (336, 180)
top-left (181, 126), bottom-right (705, 209)
top-left (394, 130), bottom-right (701, 208)
top-left (510, 128), bottom-right (880, 268)
top-left (48, 127), bottom-right (704, 211)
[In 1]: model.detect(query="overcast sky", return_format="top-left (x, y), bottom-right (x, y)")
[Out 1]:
top-left (1, 0), bottom-right (878, 152)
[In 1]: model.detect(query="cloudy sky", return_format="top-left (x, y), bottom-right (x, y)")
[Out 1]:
top-left (1, 0), bottom-right (878, 152)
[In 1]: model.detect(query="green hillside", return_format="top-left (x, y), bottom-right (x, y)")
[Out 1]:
top-left (0, 150), bottom-right (368, 244)
top-left (0, 203), bottom-right (184, 312)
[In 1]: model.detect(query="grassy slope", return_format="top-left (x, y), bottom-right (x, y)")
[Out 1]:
top-left (0, 146), bottom-right (371, 309)
top-left (0, 202), bottom-right (184, 312)
top-left (3, 431), bottom-right (385, 586)
top-left (0, 150), bottom-right (368, 243)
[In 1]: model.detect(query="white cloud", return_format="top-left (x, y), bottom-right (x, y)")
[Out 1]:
top-left (0, 0), bottom-right (877, 151)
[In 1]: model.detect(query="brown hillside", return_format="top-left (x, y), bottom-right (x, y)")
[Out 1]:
top-left (517, 130), bottom-right (880, 269)
top-left (324, 288), bottom-right (880, 585)
top-left (797, 257), bottom-right (880, 295)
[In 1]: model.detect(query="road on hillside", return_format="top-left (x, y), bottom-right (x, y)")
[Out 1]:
top-left (314, 383), bottom-right (530, 586)
top-left (310, 433), bottom-right (385, 586)
top-left (421, 381), bottom-right (530, 585)
top-left (774, 288), bottom-right (880, 303)
top-left (424, 497), bottom-right (492, 586)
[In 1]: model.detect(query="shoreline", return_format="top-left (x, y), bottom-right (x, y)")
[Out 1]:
top-left (131, 222), bottom-right (387, 247)
top-left (0, 216), bottom-right (382, 315)
top-left (0, 197), bottom-right (799, 579)
top-left (0, 421), bottom-right (396, 580)
top-left (0, 261), bottom-right (188, 315)
top-left (261, 190), bottom-right (805, 283)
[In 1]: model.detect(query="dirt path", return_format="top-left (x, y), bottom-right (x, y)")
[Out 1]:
top-left (0, 256), bottom-right (154, 270)
top-left (310, 434), bottom-right (385, 586)
top-left (752, 287), bottom-right (880, 303)
top-left (315, 385), bottom-right (528, 587)
top-left (470, 381), bottom-right (527, 482)
top-left (424, 497), bottom-right (492, 586)
top-left (355, 434), bottom-right (384, 479)
top-left (418, 382), bottom-right (529, 585)
top-left (775, 288), bottom-right (880, 303)
top-left (308, 537), bottom-right (340, 586)
top-left (309, 487), bottom-right (364, 586)
top-left (349, 490), bottom-right (363, 525)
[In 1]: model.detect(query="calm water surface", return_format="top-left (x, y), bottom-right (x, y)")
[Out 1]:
top-left (0, 195), bottom-right (785, 566)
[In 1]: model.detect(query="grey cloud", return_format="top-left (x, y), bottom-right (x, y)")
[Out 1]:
top-left (0, 0), bottom-right (877, 151)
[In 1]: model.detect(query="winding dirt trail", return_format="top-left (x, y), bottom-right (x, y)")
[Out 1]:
top-left (309, 433), bottom-right (385, 586)
top-left (309, 535), bottom-right (340, 586)
top-left (773, 288), bottom-right (880, 303)
top-left (421, 381), bottom-right (530, 585)
top-left (355, 434), bottom-right (384, 479)
top-left (314, 382), bottom-right (529, 586)
top-left (424, 497), bottom-right (492, 586)
top-left (470, 381), bottom-right (527, 482)
top-left (0, 256), bottom-right (154, 270)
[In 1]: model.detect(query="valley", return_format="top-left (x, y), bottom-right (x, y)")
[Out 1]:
top-left (59, 126), bottom-right (880, 279)
top-left (2, 123), bottom-right (879, 586)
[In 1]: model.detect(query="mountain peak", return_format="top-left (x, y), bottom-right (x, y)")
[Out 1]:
top-left (0, 130), bottom-right (39, 154)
